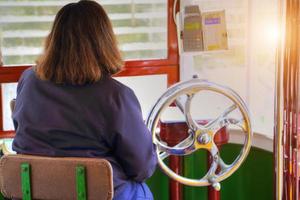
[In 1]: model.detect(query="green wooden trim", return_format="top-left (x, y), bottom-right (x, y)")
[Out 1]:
top-left (76, 165), bottom-right (86, 200)
top-left (0, 192), bottom-right (5, 200)
top-left (21, 163), bottom-right (31, 200)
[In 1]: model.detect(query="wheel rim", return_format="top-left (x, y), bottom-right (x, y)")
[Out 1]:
top-left (146, 78), bottom-right (252, 189)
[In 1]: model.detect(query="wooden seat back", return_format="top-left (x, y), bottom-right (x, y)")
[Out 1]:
top-left (0, 154), bottom-right (113, 200)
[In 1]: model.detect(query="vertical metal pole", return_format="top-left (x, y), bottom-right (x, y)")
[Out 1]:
top-left (169, 156), bottom-right (183, 200)
top-left (274, 0), bottom-right (286, 199)
top-left (0, 34), bottom-right (4, 133)
top-left (292, 1), bottom-right (300, 199)
top-left (277, 0), bottom-right (300, 199)
top-left (0, 85), bottom-right (3, 132)
top-left (160, 122), bottom-right (187, 200)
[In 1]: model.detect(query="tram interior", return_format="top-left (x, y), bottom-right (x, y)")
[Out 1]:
top-left (0, 0), bottom-right (298, 200)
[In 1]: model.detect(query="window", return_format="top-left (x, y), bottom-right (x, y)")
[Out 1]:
top-left (0, 0), bottom-right (168, 65)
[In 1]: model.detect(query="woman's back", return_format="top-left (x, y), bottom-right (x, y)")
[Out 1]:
top-left (12, 68), bottom-right (157, 199)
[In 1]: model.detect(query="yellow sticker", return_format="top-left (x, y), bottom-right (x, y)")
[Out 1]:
top-left (184, 22), bottom-right (201, 30)
top-left (207, 45), bottom-right (220, 50)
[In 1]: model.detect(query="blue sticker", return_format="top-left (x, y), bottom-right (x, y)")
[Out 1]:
top-left (205, 17), bottom-right (221, 25)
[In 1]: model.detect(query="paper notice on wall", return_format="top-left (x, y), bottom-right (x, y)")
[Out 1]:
top-left (183, 5), bottom-right (204, 52)
top-left (202, 10), bottom-right (228, 51)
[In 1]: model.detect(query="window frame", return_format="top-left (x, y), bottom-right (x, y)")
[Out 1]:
top-left (0, 0), bottom-right (179, 137)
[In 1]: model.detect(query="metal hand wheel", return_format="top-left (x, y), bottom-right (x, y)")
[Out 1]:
top-left (146, 78), bottom-right (252, 190)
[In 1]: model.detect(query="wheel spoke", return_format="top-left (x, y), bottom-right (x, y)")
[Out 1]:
top-left (226, 118), bottom-right (247, 132)
top-left (220, 104), bottom-right (238, 118)
top-left (206, 104), bottom-right (237, 128)
top-left (206, 145), bottom-right (220, 176)
top-left (210, 117), bottom-right (247, 134)
top-left (159, 151), bottom-right (169, 160)
top-left (155, 133), bottom-right (196, 156)
top-left (204, 104), bottom-right (239, 135)
top-left (206, 145), bottom-right (229, 173)
top-left (175, 94), bottom-right (197, 131)
top-left (218, 157), bottom-right (230, 173)
top-left (175, 94), bottom-right (204, 131)
top-left (175, 95), bottom-right (187, 114)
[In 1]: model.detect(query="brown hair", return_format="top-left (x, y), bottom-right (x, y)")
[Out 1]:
top-left (35, 0), bottom-right (123, 85)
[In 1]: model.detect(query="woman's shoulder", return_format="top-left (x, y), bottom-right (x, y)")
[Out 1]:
top-left (17, 67), bottom-right (37, 86)
top-left (20, 67), bottom-right (36, 81)
top-left (101, 76), bottom-right (142, 113)
top-left (16, 67), bottom-right (38, 94)
top-left (103, 75), bottom-right (134, 95)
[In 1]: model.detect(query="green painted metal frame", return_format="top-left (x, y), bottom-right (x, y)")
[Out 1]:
top-left (21, 163), bottom-right (32, 200)
top-left (8, 163), bottom-right (87, 200)
top-left (147, 144), bottom-right (273, 200)
top-left (76, 165), bottom-right (87, 200)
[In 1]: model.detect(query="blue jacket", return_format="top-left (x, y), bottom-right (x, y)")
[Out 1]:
top-left (12, 68), bottom-right (157, 199)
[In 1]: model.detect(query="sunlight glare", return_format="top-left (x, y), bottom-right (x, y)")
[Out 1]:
top-left (263, 22), bottom-right (280, 46)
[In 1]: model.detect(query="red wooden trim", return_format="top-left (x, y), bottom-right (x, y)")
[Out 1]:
top-left (167, 0), bottom-right (179, 65)
top-left (0, 66), bottom-right (29, 83)
top-left (0, 131), bottom-right (15, 138)
top-left (0, 65), bottom-right (179, 86)
top-left (124, 58), bottom-right (176, 67)
top-left (0, 84), bottom-right (3, 131)
top-left (125, 0), bottom-right (179, 67)
top-left (115, 65), bottom-right (179, 86)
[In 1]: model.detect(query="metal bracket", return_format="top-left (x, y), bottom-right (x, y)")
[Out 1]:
top-left (21, 163), bottom-right (32, 200)
top-left (76, 165), bottom-right (87, 200)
